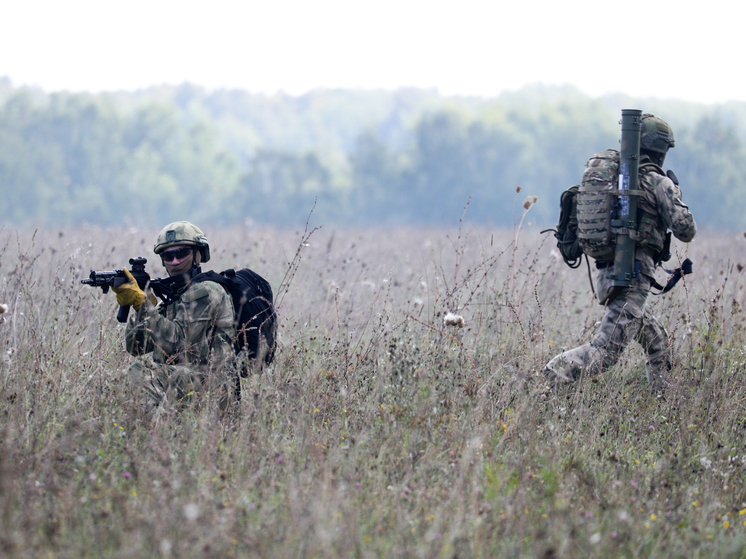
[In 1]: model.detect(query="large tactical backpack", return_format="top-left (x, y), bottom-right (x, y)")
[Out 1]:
top-left (576, 149), bottom-right (673, 263)
top-left (576, 149), bottom-right (621, 262)
top-left (547, 150), bottom-right (692, 293)
top-left (195, 268), bottom-right (277, 365)
top-left (549, 149), bottom-right (637, 268)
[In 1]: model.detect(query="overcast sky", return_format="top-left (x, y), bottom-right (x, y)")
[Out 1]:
top-left (1, 0), bottom-right (741, 104)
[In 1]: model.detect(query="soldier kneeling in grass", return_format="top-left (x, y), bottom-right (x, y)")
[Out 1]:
top-left (112, 221), bottom-right (276, 413)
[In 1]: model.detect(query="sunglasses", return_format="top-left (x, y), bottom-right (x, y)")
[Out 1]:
top-left (160, 246), bottom-right (193, 262)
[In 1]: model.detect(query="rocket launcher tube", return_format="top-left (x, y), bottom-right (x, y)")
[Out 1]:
top-left (609, 109), bottom-right (642, 288)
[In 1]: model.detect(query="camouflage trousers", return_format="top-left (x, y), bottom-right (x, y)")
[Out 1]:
top-left (543, 271), bottom-right (670, 391)
top-left (127, 358), bottom-right (237, 412)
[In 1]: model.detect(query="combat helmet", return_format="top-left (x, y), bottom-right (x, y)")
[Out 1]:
top-left (640, 114), bottom-right (675, 154)
top-left (154, 221), bottom-right (210, 263)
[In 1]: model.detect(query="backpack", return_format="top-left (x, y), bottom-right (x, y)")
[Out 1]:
top-left (577, 149), bottom-right (673, 263)
top-left (575, 149), bottom-right (621, 262)
top-left (547, 152), bottom-right (692, 294)
top-left (195, 268), bottom-right (277, 365)
top-left (548, 149), bottom-right (636, 268)
top-left (549, 185), bottom-right (583, 268)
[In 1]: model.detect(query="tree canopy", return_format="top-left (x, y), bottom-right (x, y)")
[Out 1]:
top-left (0, 78), bottom-right (743, 230)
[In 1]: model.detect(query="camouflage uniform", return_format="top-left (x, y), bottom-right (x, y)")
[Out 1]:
top-left (125, 279), bottom-right (236, 410)
top-left (544, 154), bottom-right (697, 391)
top-left (121, 221), bottom-right (237, 411)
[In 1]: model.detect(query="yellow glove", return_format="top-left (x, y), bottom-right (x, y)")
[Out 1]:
top-left (111, 269), bottom-right (150, 310)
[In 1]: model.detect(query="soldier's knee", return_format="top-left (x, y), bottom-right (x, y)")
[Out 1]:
top-left (591, 338), bottom-right (625, 369)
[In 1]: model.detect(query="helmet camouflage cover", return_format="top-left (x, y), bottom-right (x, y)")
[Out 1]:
top-left (154, 221), bottom-right (210, 263)
top-left (640, 114), bottom-right (675, 154)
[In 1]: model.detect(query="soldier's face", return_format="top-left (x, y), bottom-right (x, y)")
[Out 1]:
top-left (161, 245), bottom-right (201, 276)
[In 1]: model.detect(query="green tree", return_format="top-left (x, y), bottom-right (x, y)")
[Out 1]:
top-left (671, 116), bottom-right (746, 229)
top-left (234, 149), bottom-right (335, 226)
top-left (348, 131), bottom-right (408, 225)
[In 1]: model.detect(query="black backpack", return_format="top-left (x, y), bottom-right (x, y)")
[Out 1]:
top-left (194, 268), bottom-right (277, 365)
top-left (546, 184), bottom-right (583, 268)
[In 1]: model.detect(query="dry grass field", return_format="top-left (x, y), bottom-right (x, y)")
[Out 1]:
top-left (0, 219), bottom-right (745, 558)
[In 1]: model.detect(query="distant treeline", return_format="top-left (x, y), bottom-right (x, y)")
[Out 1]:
top-left (1, 77), bottom-right (745, 230)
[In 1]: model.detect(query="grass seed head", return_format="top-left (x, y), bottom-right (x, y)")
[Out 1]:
top-left (443, 312), bottom-right (465, 328)
top-left (523, 196), bottom-right (538, 210)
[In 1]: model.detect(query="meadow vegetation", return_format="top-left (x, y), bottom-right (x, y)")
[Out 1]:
top-left (0, 217), bottom-right (745, 558)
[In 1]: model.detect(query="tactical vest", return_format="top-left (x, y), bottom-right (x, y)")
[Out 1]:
top-left (576, 149), bottom-right (666, 262)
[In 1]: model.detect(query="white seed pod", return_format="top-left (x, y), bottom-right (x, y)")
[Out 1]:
top-left (443, 312), bottom-right (465, 328)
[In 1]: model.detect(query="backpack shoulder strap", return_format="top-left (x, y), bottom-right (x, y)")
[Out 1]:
top-left (191, 270), bottom-right (231, 290)
top-left (639, 161), bottom-right (665, 176)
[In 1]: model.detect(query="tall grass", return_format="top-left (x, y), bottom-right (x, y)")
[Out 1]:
top-left (0, 223), bottom-right (745, 558)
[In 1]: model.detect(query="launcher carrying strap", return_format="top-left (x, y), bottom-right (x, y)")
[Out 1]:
top-left (606, 189), bottom-right (645, 197)
top-left (651, 258), bottom-right (693, 295)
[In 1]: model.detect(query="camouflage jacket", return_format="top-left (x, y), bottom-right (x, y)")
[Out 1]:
top-left (634, 157), bottom-right (697, 278)
top-left (125, 278), bottom-right (236, 373)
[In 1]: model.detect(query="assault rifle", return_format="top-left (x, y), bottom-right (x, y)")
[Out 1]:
top-left (81, 257), bottom-right (173, 322)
